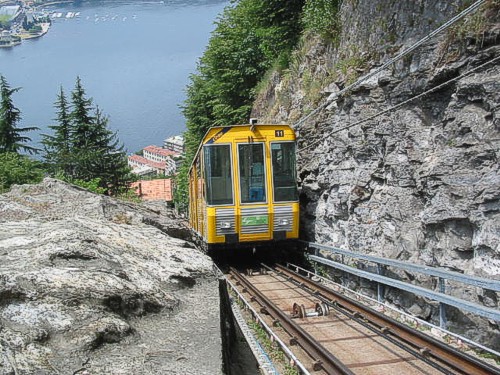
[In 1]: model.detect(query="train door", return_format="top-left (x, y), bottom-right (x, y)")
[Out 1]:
top-left (237, 142), bottom-right (271, 241)
top-left (237, 143), bottom-right (267, 204)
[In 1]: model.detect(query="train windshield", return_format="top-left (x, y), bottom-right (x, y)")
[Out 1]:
top-left (238, 143), bottom-right (266, 203)
top-left (203, 145), bottom-right (233, 205)
top-left (271, 142), bottom-right (298, 202)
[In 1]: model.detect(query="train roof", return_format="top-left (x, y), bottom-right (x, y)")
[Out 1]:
top-left (189, 124), bottom-right (294, 172)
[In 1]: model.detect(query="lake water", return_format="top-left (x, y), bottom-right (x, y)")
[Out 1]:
top-left (0, 0), bottom-right (228, 153)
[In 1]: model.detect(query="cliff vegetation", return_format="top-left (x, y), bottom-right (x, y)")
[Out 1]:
top-left (251, 0), bottom-right (500, 348)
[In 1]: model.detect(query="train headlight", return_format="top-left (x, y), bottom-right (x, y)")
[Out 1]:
top-left (279, 218), bottom-right (289, 226)
top-left (220, 221), bottom-right (231, 229)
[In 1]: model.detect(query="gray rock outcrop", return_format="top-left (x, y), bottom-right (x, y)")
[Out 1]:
top-left (252, 0), bottom-right (499, 348)
top-left (0, 179), bottom-right (221, 374)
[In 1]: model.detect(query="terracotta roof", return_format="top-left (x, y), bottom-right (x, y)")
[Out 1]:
top-left (128, 154), bottom-right (165, 169)
top-left (130, 179), bottom-right (173, 201)
top-left (143, 145), bottom-right (177, 157)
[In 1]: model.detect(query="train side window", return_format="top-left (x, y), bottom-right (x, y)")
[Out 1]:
top-left (238, 143), bottom-right (266, 203)
top-left (271, 142), bottom-right (298, 202)
top-left (203, 145), bottom-right (233, 205)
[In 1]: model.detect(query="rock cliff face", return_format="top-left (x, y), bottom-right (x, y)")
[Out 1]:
top-left (252, 0), bottom-right (499, 347)
top-left (0, 179), bottom-right (221, 374)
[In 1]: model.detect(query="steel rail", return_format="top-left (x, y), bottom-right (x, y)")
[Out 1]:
top-left (229, 267), bottom-right (354, 375)
top-left (275, 264), bottom-right (500, 375)
top-left (268, 264), bottom-right (454, 374)
top-left (287, 262), bottom-right (500, 358)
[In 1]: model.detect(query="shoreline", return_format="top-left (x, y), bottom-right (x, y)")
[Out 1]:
top-left (3, 0), bottom-right (74, 48)
top-left (16, 22), bottom-right (51, 40)
top-left (38, 1), bottom-right (74, 7)
top-left (0, 41), bottom-right (21, 48)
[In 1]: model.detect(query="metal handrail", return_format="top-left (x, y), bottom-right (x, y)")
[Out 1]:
top-left (304, 241), bottom-right (500, 291)
top-left (308, 254), bottom-right (500, 321)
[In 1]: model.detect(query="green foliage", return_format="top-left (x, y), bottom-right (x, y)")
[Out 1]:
top-left (0, 152), bottom-right (45, 193)
top-left (42, 77), bottom-right (134, 196)
top-left (55, 173), bottom-right (106, 195)
top-left (29, 25), bottom-right (42, 34)
top-left (0, 75), bottom-right (39, 154)
top-left (302, 0), bottom-right (341, 41)
top-left (336, 54), bottom-right (368, 84)
top-left (0, 15), bottom-right (10, 29)
top-left (247, 320), bottom-right (293, 367)
top-left (115, 188), bottom-right (142, 204)
top-left (71, 178), bottom-right (106, 195)
top-left (173, 158), bottom-right (190, 213)
top-left (176, 0), bottom-right (305, 210)
top-left (477, 350), bottom-right (500, 365)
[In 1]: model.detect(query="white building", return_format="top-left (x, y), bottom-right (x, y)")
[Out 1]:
top-left (143, 145), bottom-right (177, 163)
top-left (163, 135), bottom-right (184, 154)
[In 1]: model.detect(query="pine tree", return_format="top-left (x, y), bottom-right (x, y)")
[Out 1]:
top-left (0, 75), bottom-right (38, 154)
top-left (81, 106), bottom-right (133, 195)
top-left (42, 86), bottom-right (73, 175)
top-left (70, 76), bottom-right (95, 152)
top-left (70, 78), bottom-right (133, 194)
top-left (42, 77), bottom-right (133, 195)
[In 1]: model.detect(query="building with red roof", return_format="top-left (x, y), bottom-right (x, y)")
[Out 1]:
top-left (143, 145), bottom-right (177, 162)
top-left (128, 144), bottom-right (182, 177)
top-left (128, 154), bottom-right (166, 176)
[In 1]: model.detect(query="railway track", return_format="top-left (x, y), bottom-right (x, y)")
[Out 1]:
top-left (227, 264), bottom-right (500, 375)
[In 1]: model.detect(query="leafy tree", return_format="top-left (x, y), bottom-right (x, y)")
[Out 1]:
top-left (185, 0), bottom-right (305, 135)
top-left (0, 15), bottom-right (10, 29)
top-left (0, 152), bottom-right (45, 193)
top-left (0, 75), bottom-right (38, 154)
top-left (175, 0), bottom-right (305, 210)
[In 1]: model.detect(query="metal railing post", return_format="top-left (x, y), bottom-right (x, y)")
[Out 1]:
top-left (314, 247), bottom-right (318, 275)
top-left (439, 277), bottom-right (447, 329)
top-left (377, 264), bottom-right (385, 303)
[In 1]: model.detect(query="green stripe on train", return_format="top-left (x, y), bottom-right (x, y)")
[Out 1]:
top-left (241, 216), bottom-right (268, 226)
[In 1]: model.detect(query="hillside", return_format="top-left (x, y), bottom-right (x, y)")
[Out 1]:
top-left (0, 179), bottom-right (221, 374)
top-left (251, 0), bottom-right (499, 347)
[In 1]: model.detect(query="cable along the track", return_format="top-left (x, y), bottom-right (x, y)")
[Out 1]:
top-left (228, 265), bottom-right (500, 375)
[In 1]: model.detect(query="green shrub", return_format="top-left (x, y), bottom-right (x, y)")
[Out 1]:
top-left (0, 152), bottom-right (45, 193)
top-left (55, 172), bottom-right (106, 195)
top-left (302, 0), bottom-right (341, 42)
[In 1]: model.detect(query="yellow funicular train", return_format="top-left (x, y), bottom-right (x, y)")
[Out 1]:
top-left (188, 123), bottom-right (299, 251)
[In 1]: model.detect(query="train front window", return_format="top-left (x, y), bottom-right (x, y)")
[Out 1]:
top-left (203, 145), bottom-right (233, 205)
top-left (238, 143), bottom-right (266, 203)
top-left (271, 142), bottom-right (298, 202)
